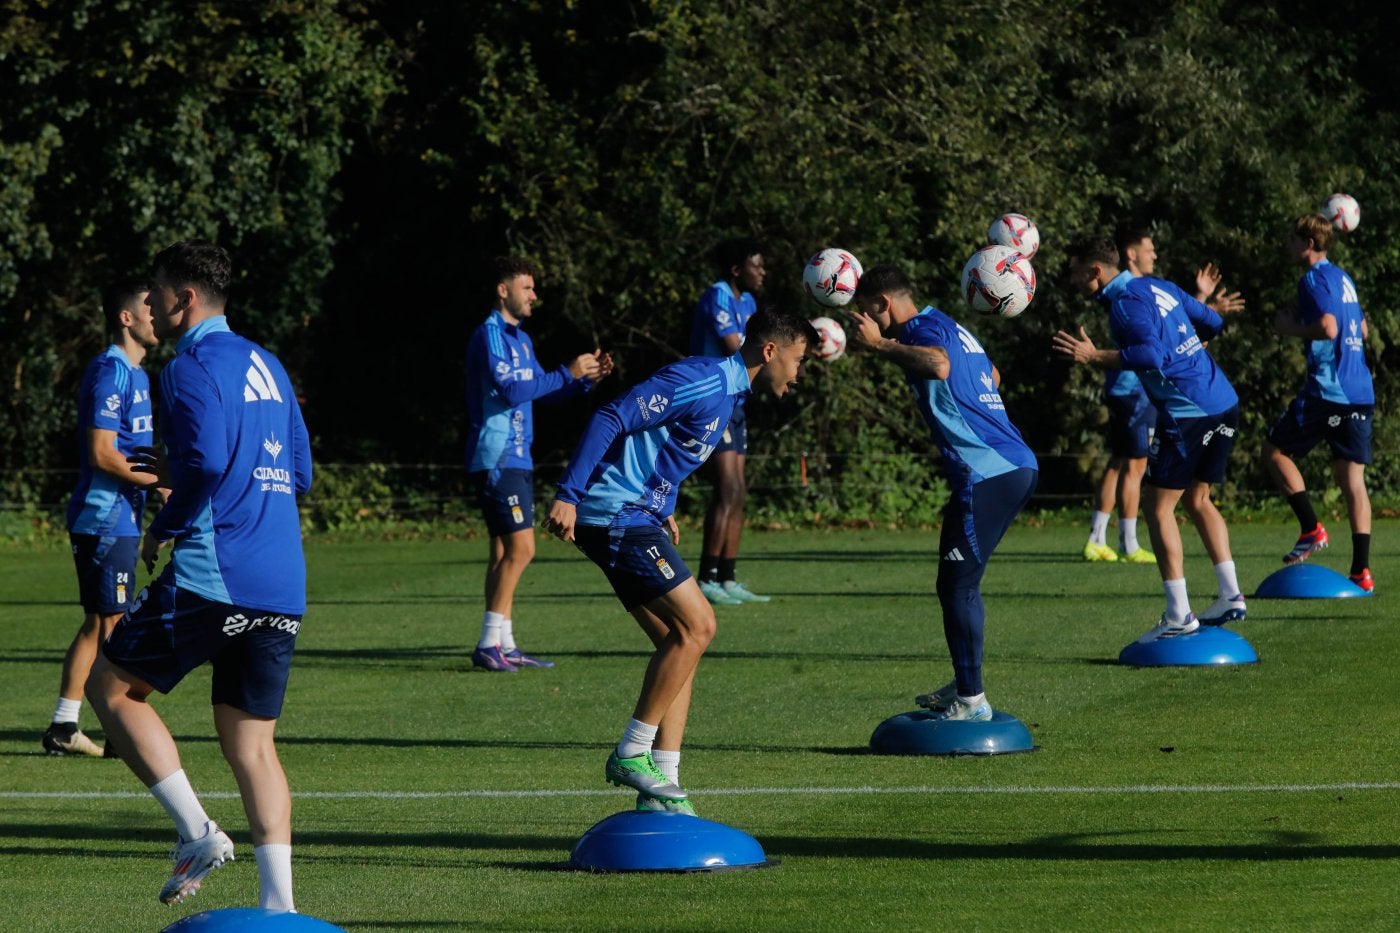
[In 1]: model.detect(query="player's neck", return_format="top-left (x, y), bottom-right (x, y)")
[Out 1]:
top-left (115, 332), bottom-right (148, 366)
top-left (498, 305), bottom-right (523, 327)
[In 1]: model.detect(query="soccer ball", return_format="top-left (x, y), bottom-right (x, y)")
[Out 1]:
top-left (960, 245), bottom-right (1036, 319)
top-left (987, 213), bottom-right (1040, 259)
top-left (802, 248), bottom-right (863, 307)
top-left (1322, 193), bottom-right (1360, 232)
top-left (810, 316), bottom-right (847, 361)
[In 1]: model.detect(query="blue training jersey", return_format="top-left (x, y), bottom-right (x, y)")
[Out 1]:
top-left (688, 282), bottom-right (755, 358)
top-left (1100, 271), bottom-right (1238, 419)
top-left (1297, 260), bottom-right (1373, 405)
top-left (465, 310), bottom-right (591, 474)
top-left (148, 317), bottom-right (312, 614)
top-left (899, 307), bottom-right (1037, 491)
top-left (557, 355), bottom-right (750, 528)
top-left (1103, 368), bottom-right (1144, 399)
top-left (66, 345), bottom-right (154, 536)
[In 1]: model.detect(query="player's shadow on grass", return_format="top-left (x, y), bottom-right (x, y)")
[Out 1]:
top-left (757, 831), bottom-right (1400, 862)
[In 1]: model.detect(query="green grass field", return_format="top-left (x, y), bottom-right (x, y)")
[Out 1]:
top-left (3, 520), bottom-right (1398, 932)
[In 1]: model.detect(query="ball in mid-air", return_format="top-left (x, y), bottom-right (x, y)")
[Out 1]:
top-left (1322, 193), bottom-right (1360, 232)
top-left (987, 213), bottom-right (1040, 259)
top-left (960, 245), bottom-right (1036, 319)
top-left (802, 248), bottom-right (863, 307)
top-left (809, 316), bottom-right (847, 361)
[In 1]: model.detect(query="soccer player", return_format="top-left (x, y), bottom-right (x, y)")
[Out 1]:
top-left (465, 256), bottom-right (611, 672)
top-left (86, 241), bottom-right (311, 910)
top-left (689, 238), bottom-right (769, 606)
top-left (849, 264), bottom-right (1038, 722)
top-left (1084, 230), bottom-right (1245, 564)
top-left (1263, 214), bottom-right (1375, 590)
top-left (1055, 235), bottom-right (1246, 643)
top-left (44, 279), bottom-right (160, 757)
top-left (542, 308), bottom-right (815, 813)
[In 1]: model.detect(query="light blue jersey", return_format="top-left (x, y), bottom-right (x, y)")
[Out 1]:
top-left (148, 317), bottom-right (312, 614)
top-left (557, 355), bottom-right (750, 528)
top-left (1101, 271), bottom-right (1238, 419)
top-left (688, 282), bottom-right (755, 358)
top-left (900, 308), bottom-right (1037, 492)
top-left (465, 310), bottom-right (591, 475)
top-left (1298, 260), bottom-right (1373, 405)
top-left (67, 346), bottom-right (154, 537)
top-left (1104, 368), bottom-right (1143, 399)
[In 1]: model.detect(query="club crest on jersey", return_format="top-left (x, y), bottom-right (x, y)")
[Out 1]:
top-left (647, 394), bottom-right (668, 414)
top-left (496, 361), bottom-right (511, 377)
top-left (716, 311), bottom-right (731, 326)
top-left (263, 434), bottom-right (283, 460)
top-left (104, 393), bottom-right (121, 412)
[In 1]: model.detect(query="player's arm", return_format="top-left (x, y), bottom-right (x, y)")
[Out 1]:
top-left (87, 427), bottom-right (159, 487)
top-left (291, 396), bottom-right (313, 495)
top-left (1180, 292), bottom-right (1225, 341)
top-left (1052, 327), bottom-right (1123, 369)
top-left (146, 362), bottom-right (230, 546)
top-left (850, 310), bottom-right (949, 379)
top-left (1274, 281), bottom-right (1337, 340)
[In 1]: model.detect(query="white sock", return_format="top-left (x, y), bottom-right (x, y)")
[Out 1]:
top-left (477, 611), bottom-right (505, 650)
top-left (1120, 518), bottom-right (1139, 553)
top-left (499, 617), bottom-right (517, 653)
top-left (651, 749), bottom-right (681, 785)
top-left (1090, 511), bottom-right (1111, 546)
top-left (255, 844), bottom-right (295, 912)
top-left (52, 697), bottom-right (82, 724)
top-left (149, 770), bottom-right (212, 842)
top-left (1214, 561), bottom-right (1241, 600)
top-left (1163, 579), bottom-right (1191, 622)
top-left (616, 719), bottom-right (659, 759)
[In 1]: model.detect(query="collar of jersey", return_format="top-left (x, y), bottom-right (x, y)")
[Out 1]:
top-left (1099, 270), bottom-right (1135, 302)
top-left (104, 343), bottom-right (137, 369)
top-left (490, 309), bottom-right (521, 334)
top-left (719, 354), bottom-right (752, 395)
top-left (176, 315), bottom-right (232, 352)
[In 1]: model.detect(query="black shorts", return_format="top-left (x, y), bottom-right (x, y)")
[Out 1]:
top-left (1105, 393), bottom-right (1155, 460)
top-left (573, 524), bottom-right (692, 611)
top-left (69, 533), bottom-right (139, 615)
top-left (714, 403), bottom-right (747, 456)
top-left (472, 468), bottom-right (535, 537)
top-left (1146, 407), bottom-right (1239, 491)
top-left (102, 573), bottom-right (301, 718)
top-left (1267, 397), bottom-right (1373, 465)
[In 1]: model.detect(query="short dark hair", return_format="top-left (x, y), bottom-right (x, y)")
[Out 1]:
top-left (745, 306), bottom-right (819, 352)
top-left (714, 237), bottom-right (763, 277)
top-left (101, 277), bottom-right (148, 336)
top-left (491, 255), bottom-right (539, 288)
top-left (852, 262), bottom-right (913, 301)
top-left (1114, 228), bottom-right (1153, 258)
top-left (1067, 235), bottom-right (1121, 269)
top-left (151, 240), bottom-right (231, 304)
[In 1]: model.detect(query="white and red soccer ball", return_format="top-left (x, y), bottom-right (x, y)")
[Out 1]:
top-left (961, 245), bottom-right (1036, 319)
top-left (1322, 193), bottom-right (1360, 233)
top-left (809, 316), bottom-right (847, 362)
top-left (987, 213), bottom-right (1040, 259)
top-left (802, 248), bottom-right (863, 308)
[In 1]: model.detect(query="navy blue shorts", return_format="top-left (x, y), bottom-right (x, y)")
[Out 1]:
top-left (1147, 407), bottom-right (1239, 490)
top-left (472, 468), bottom-right (535, 537)
top-left (1267, 397), bottom-right (1373, 465)
top-left (102, 573), bottom-right (301, 718)
top-left (1105, 392), bottom-right (1155, 460)
top-left (939, 468), bottom-right (1038, 573)
top-left (714, 403), bottom-right (747, 456)
top-left (573, 524), bottom-right (692, 611)
top-left (69, 533), bottom-right (139, 615)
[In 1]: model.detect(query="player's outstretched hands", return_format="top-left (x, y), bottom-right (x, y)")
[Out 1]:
top-left (1052, 326), bottom-right (1097, 365)
top-left (1207, 287), bottom-right (1246, 316)
top-left (1195, 262), bottom-right (1223, 301)
top-left (544, 499), bottom-right (577, 542)
top-left (1197, 262), bottom-right (1245, 315)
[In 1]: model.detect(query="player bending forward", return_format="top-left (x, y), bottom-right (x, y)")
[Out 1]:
top-left (851, 264), bottom-right (1039, 721)
top-left (543, 309), bottom-right (815, 813)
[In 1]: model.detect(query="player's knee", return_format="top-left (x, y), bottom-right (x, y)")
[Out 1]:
top-left (678, 610), bottom-right (717, 649)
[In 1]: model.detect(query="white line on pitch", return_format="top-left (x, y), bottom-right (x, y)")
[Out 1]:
top-left (4, 782), bottom-right (1399, 801)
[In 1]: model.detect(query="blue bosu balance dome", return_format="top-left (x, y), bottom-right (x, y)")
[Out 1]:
top-left (161, 909), bottom-right (345, 932)
top-left (869, 709), bottom-right (1036, 756)
top-left (570, 809), bottom-right (772, 872)
top-left (1255, 563), bottom-right (1373, 599)
top-left (1118, 625), bottom-right (1258, 667)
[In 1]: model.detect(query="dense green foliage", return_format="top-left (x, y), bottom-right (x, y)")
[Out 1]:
top-left (3, 525), bottom-right (1399, 929)
top-left (4, 0), bottom-right (1396, 521)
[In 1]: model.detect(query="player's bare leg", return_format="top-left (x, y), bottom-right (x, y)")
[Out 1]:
top-left (1138, 485), bottom-right (1199, 642)
top-left (476, 528), bottom-right (538, 671)
top-left (45, 611), bottom-right (121, 756)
